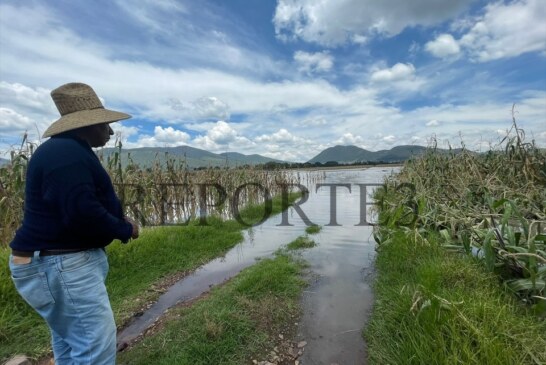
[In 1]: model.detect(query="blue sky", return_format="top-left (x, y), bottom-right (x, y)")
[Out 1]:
top-left (0, 0), bottom-right (545, 161)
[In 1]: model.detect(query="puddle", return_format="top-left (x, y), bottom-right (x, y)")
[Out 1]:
top-left (116, 166), bottom-right (400, 362)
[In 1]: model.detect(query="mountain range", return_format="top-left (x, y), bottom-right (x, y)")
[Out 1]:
top-left (308, 145), bottom-right (434, 164)
top-left (0, 144), bottom-right (447, 169)
top-left (96, 144), bottom-right (441, 168)
top-left (98, 145), bottom-right (284, 169)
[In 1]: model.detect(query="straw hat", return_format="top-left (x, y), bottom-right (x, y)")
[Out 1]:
top-left (43, 82), bottom-right (131, 138)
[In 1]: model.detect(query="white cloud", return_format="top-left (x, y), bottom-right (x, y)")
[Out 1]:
top-left (274, 0), bottom-right (474, 46)
top-left (383, 135), bottom-right (396, 144)
top-left (206, 121), bottom-right (238, 144)
top-left (256, 129), bottom-right (300, 144)
top-left (334, 133), bottom-right (364, 146)
top-left (299, 117), bottom-right (328, 127)
top-left (408, 41), bottom-right (421, 57)
top-left (0, 108), bottom-right (34, 131)
top-left (153, 126), bottom-right (190, 144)
top-left (0, 82), bottom-right (55, 114)
top-left (113, 0), bottom-right (187, 33)
top-left (253, 128), bottom-right (319, 161)
top-left (0, 1), bottom-right (545, 160)
top-left (170, 96), bottom-right (230, 121)
top-left (0, 82), bottom-right (57, 141)
top-left (426, 120), bottom-right (440, 127)
top-left (193, 121), bottom-right (253, 152)
top-left (111, 125), bottom-right (140, 139)
top-left (458, 0), bottom-right (546, 61)
top-left (294, 51), bottom-right (334, 73)
top-left (425, 34), bottom-right (461, 58)
top-left (127, 126), bottom-right (190, 148)
top-left (351, 34), bottom-right (368, 44)
top-left (371, 63), bottom-right (416, 82)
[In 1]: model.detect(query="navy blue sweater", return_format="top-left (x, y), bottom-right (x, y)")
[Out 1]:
top-left (10, 135), bottom-right (133, 252)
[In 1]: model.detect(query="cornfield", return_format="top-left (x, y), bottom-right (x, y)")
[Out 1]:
top-left (0, 136), bottom-right (309, 247)
top-left (375, 118), bottom-right (546, 307)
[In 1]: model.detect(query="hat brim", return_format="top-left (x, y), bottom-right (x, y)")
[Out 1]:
top-left (43, 108), bottom-right (131, 138)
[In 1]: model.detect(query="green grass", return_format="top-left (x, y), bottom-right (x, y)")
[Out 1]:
top-left (304, 225), bottom-right (322, 234)
top-left (118, 253), bottom-right (306, 365)
top-left (0, 193), bottom-right (300, 362)
top-left (286, 235), bottom-right (316, 250)
top-left (365, 230), bottom-right (546, 365)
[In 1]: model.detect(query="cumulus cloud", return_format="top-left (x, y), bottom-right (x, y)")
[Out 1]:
top-left (0, 82), bottom-right (55, 114)
top-left (457, 0), bottom-right (546, 61)
top-left (130, 126), bottom-right (190, 148)
top-left (0, 82), bottom-right (57, 141)
top-left (193, 121), bottom-right (253, 152)
top-left (253, 128), bottom-right (319, 161)
top-left (0, 108), bottom-right (34, 131)
top-left (371, 63), bottom-right (416, 82)
top-left (0, 2), bottom-right (545, 159)
top-left (368, 62), bottom-right (427, 95)
top-left (334, 133), bottom-right (364, 146)
top-left (383, 135), bottom-right (396, 144)
top-left (274, 0), bottom-right (474, 46)
top-left (426, 120), bottom-right (440, 127)
top-left (153, 126), bottom-right (190, 143)
top-left (256, 128), bottom-right (300, 144)
top-left (111, 125), bottom-right (140, 139)
top-left (294, 51), bottom-right (334, 73)
top-left (425, 34), bottom-right (461, 58)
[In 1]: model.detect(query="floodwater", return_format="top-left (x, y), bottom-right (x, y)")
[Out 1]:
top-left (116, 167), bottom-right (399, 364)
top-left (295, 167), bottom-right (399, 365)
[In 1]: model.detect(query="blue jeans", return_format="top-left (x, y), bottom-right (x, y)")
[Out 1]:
top-left (9, 248), bottom-right (117, 365)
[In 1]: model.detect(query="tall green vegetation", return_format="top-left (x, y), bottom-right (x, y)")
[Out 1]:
top-left (0, 133), bottom-right (34, 247)
top-left (375, 118), bottom-right (545, 309)
top-left (367, 120), bottom-right (546, 364)
top-left (366, 230), bottom-right (546, 364)
top-left (0, 138), bottom-right (304, 246)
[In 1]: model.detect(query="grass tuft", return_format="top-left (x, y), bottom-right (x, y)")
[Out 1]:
top-left (286, 235), bottom-right (316, 250)
top-left (366, 230), bottom-right (546, 364)
top-left (305, 225), bottom-right (322, 234)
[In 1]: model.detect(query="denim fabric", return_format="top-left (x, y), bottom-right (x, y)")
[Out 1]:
top-left (9, 248), bottom-right (116, 365)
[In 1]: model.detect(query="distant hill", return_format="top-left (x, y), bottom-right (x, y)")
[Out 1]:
top-left (0, 157), bottom-right (9, 166)
top-left (308, 145), bottom-right (452, 164)
top-left (98, 145), bottom-right (283, 169)
top-left (219, 152), bottom-right (282, 165)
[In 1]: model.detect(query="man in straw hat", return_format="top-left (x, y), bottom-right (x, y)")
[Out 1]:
top-left (8, 82), bottom-right (139, 364)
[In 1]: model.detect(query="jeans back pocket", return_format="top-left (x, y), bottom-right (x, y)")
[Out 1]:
top-left (11, 271), bottom-right (56, 310)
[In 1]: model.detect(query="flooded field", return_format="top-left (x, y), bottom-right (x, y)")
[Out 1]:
top-left (117, 166), bottom-right (400, 363)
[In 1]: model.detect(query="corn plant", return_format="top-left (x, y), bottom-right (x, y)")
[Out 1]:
top-left (0, 135), bottom-right (306, 246)
top-left (0, 133), bottom-right (36, 246)
top-left (375, 118), bottom-right (546, 307)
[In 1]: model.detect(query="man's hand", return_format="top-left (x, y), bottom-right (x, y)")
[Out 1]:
top-left (125, 217), bottom-right (140, 239)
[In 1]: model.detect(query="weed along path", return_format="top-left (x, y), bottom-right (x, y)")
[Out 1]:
top-left (117, 167), bottom-right (398, 363)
